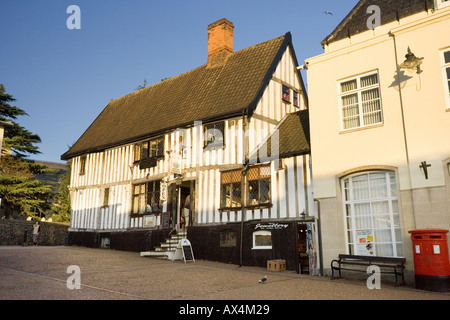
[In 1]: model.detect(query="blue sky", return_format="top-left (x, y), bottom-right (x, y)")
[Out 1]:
top-left (1, 0), bottom-right (358, 164)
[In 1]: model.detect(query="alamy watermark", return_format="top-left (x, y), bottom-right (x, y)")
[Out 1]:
top-left (366, 265), bottom-right (381, 290)
top-left (66, 265), bottom-right (81, 290)
top-left (66, 5), bottom-right (81, 30)
top-left (366, 5), bottom-right (381, 30)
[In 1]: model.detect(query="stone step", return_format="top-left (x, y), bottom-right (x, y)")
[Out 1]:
top-left (140, 250), bottom-right (174, 260)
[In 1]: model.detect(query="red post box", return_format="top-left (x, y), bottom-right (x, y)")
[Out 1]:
top-left (409, 229), bottom-right (450, 292)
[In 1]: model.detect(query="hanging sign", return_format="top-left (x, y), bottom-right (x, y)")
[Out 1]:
top-left (160, 182), bottom-right (168, 202)
top-left (170, 154), bottom-right (182, 174)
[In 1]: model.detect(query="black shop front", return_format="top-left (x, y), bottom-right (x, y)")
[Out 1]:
top-left (187, 219), bottom-right (318, 274)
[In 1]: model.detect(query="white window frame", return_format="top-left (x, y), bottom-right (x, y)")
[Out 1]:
top-left (252, 230), bottom-right (272, 250)
top-left (341, 171), bottom-right (403, 258)
top-left (437, 0), bottom-right (450, 9)
top-left (441, 48), bottom-right (450, 110)
top-left (338, 71), bottom-right (383, 131)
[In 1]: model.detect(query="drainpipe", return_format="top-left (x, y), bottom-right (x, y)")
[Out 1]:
top-left (315, 199), bottom-right (324, 276)
top-left (239, 110), bottom-right (249, 267)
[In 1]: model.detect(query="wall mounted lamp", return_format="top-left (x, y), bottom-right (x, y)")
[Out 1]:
top-left (400, 47), bottom-right (424, 74)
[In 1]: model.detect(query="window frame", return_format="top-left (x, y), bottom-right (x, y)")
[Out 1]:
top-left (338, 71), bottom-right (384, 131)
top-left (247, 165), bottom-right (271, 207)
top-left (102, 187), bottom-right (110, 207)
top-left (134, 136), bottom-right (165, 167)
top-left (437, 0), bottom-right (450, 9)
top-left (220, 169), bottom-right (242, 210)
top-left (282, 85), bottom-right (291, 103)
top-left (219, 229), bottom-right (237, 247)
top-left (441, 48), bottom-right (450, 110)
top-left (79, 155), bottom-right (86, 175)
top-left (252, 230), bottom-right (272, 250)
top-left (293, 90), bottom-right (299, 107)
top-left (203, 121), bottom-right (225, 150)
top-left (131, 180), bottom-right (162, 216)
top-left (341, 171), bottom-right (403, 258)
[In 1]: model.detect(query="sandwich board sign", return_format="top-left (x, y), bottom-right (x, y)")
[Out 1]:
top-left (171, 238), bottom-right (195, 263)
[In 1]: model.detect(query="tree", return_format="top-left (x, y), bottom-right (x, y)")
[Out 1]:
top-left (135, 79), bottom-right (147, 90)
top-left (50, 162), bottom-right (71, 222)
top-left (0, 84), bottom-right (52, 219)
top-left (0, 84), bottom-right (41, 157)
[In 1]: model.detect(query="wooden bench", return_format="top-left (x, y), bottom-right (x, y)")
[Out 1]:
top-left (331, 254), bottom-right (406, 287)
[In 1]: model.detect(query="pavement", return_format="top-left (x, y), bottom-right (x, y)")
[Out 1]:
top-left (1, 246), bottom-right (449, 305)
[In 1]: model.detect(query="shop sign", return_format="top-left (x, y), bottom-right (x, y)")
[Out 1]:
top-left (254, 223), bottom-right (289, 230)
top-left (160, 181), bottom-right (168, 202)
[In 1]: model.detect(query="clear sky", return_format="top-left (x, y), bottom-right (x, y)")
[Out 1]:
top-left (1, 0), bottom-right (358, 164)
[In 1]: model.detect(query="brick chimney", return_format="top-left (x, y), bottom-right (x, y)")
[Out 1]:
top-left (207, 18), bottom-right (234, 68)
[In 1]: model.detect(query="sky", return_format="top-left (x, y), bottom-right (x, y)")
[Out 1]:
top-left (1, 0), bottom-right (359, 164)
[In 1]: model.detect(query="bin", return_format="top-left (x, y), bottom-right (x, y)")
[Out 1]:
top-left (409, 229), bottom-right (450, 292)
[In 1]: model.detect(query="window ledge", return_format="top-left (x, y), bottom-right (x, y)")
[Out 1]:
top-left (339, 123), bottom-right (384, 135)
top-left (245, 203), bottom-right (273, 210)
top-left (203, 144), bottom-right (226, 151)
top-left (219, 207), bottom-right (242, 211)
top-left (130, 212), bottom-right (161, 218)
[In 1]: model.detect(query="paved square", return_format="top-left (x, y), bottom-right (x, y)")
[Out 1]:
top-left (1, 246), bottom-right (449, 301)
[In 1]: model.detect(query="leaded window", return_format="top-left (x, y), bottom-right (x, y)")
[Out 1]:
top-left (132, 180), bottom-right (161, 214)
top-left (248, 165), bottom-right (271, 206)
top-left (204, 121), bottom-right (225, 150)
top-left (220, 169), bottom-right (242, 208)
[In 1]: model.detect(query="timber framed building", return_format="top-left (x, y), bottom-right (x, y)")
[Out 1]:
top-left (62, 19), bottom-right (315, 272)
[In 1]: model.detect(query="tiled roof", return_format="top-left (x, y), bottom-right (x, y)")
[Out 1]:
top-left (250, 109), bottom-right (310, 162)
top-left (322, 0), bottom-right (434, 46)
top-left (62, 33), bottom-right (299, 160)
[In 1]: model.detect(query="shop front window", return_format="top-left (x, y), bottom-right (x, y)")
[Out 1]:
top-left (252, 230), bottom-right (272, 249)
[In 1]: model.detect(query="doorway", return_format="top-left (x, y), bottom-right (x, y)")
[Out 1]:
top-left (169, 180), bottom-right (195, 232)
top-left (298, 224), bottom-right (309, 274)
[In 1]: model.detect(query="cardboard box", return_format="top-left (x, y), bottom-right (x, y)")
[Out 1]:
top-left (267, 259), bottom-right (286, 272)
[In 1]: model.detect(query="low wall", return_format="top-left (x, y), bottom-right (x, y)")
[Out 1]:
top-left (0, 219), bottom-right (69, 246)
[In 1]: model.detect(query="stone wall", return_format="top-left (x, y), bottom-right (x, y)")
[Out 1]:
top-left (0, 219), bottom-right (69, 246)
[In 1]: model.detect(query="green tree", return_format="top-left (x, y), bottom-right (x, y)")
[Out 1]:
top-left (0, 84), bottom-right (52, 219)
top-left (50, 162), bottom-right (71, 223)
top-left (0, 84), bottom-right (41, 157)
